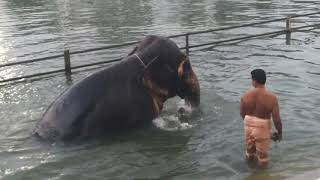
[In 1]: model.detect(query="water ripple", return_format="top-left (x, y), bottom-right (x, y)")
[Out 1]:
top-left (1, 0), bottom-right (320, 179)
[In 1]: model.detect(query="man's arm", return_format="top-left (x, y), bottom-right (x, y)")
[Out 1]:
top-left (240, 97), bottom-right (246, 120)
top-left (272, 96), bottom-right (282, 140)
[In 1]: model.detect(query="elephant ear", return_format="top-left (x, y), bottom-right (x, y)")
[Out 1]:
top-left (177, 53), bottom-right (192, 78)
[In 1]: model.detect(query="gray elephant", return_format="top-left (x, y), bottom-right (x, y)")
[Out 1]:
top-left (33, 35), bottom-right (200, 141)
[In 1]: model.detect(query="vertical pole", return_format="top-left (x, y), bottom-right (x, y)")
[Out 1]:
top-left (286, 17), bottom-right (291, 45)
top-left (64, 50), bottom-right (72, 76)
top-left (185, 33), bottom-right (189, 57)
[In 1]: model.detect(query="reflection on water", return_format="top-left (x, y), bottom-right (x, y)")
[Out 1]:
top-left (0, 0), bottom-right (320, 179)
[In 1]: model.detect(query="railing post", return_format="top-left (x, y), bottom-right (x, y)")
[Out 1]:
top-left (286, 16), bottom-right (291, 45)
top-left (64, 50), bottom-right (72, 76)
top-left (185, 33), bottom-right (189, 56)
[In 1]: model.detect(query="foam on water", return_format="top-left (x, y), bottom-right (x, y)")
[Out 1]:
top-left (153, 115), bottom-right (194, 131)
top-left (153, 100), bottom-right (194, 131)
top-left (177, 99), bottom-right (193, 113)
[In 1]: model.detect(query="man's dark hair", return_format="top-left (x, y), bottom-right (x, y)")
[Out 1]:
top-left (251, 69), bottom-right (266, 85)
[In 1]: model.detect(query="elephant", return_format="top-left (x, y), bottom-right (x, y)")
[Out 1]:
top-left (33, 35), bottom-right (200, 141)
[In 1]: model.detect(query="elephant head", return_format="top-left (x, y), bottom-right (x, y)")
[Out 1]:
top-left (129, 35), bottom-right (200, 113)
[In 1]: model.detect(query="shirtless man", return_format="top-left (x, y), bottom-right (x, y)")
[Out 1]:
top-left (240, 69), bottom-right (282, 167)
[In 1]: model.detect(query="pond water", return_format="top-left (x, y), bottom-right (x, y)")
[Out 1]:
top-left (0, 0), bottom-right (319, 179)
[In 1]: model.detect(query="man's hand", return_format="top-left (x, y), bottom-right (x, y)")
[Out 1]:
top-left (271, 132), bottom-right (282, 142)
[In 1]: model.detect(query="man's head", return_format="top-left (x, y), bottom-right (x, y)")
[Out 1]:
top-left (251, 69), bottom-right (266, 87)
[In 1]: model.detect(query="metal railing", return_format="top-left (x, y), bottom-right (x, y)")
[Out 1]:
top-left (0, 12), bottom-right (319, 85)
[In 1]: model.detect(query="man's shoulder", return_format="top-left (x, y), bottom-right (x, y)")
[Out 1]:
top-left (245, 88), bottom-right (255, 93)
top-left (267, 90), bottom-right (277, 98)
top-left (266, 90), bottom-right (278, 100)
top-left (242, 89), bottom-right (255, 99)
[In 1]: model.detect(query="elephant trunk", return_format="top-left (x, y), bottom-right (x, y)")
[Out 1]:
top-left (183, 69), bottom-right (200, 107)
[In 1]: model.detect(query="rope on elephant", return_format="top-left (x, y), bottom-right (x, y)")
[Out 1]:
top-left (134, 53), bottom-right (159, 69)
top-left (134, 54), bottom-right (147, 68)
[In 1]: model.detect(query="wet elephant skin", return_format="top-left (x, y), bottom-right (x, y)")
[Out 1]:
top-left (33, 35), bottom-right (200, 141)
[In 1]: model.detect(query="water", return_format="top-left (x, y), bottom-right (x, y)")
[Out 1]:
top-left (0, 0), bottom-right (319, 179)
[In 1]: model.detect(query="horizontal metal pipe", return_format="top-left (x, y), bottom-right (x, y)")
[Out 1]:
top-left (163, 13), bottom-right (320, 38)
top-left (0, 12), bottom-right (319, 85)
top-left (168, 33), bottom-right (188, 38)
top-left (187, 23), bottom-right (320, 49)
top-left (0, 54), bottom-right (64, 68)
top-left (187, 19), bottom-right (288, 36)
top-left (290, 12), bottom-right (320, 18)
top-left (70, 41), bottom-right (139, 55)
top-left (0, 43), bottom-right (138, 68)
top-left (0, 12), bottom-right (319, 68)
top-left (0, 69), bottom-right (66, 83)
top-left (188, 30), bottom-right (287, 49)
top-left (292, 23), bottom-right (320, 30)
top-left (71, 58), bottom-right (122, 70)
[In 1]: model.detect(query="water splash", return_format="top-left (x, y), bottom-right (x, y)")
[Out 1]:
top-left (153, 115), bottom-right (193, 131)
top-left (153, 100), bottom-right (194, 131)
